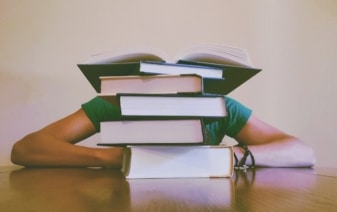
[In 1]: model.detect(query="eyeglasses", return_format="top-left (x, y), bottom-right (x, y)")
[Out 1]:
top-left (234, 144), bottom-right (255, 171)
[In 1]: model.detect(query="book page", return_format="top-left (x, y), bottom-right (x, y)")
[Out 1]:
top-left (80, 44), bottom-right (253, 67)
top-left (173, 43), bottom-right (254, 67)
top-left (82, 46), bottom-right (169, 64)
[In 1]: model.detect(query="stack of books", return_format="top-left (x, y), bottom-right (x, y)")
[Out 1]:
top-left (78, 44), bottom-right (262, 178)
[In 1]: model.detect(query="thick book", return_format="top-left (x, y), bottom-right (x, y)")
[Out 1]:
top-left (100, 74), bottom-right (203, 95)
top-left (77, 43), bottom-right (261, 94)
top-left (138, 61), bottom-right (223, 79)
top-left (121, 145), bottom-right (234, 178)
top-left (99, 93), bottom-right (227, 118)
top-left (99, 119), bottom-right (208, 145)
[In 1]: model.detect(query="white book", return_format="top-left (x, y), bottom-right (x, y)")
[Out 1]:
top-left (139, 61), bottom-right (223, 79)
top-left (99, 74), bottom-right (203, 95)
top-left (99, 119), bottom-right (208, 145)
top-left (121, 145), bottom-right (234, 179)
top-left (99, 94), bottom-right (227, 118)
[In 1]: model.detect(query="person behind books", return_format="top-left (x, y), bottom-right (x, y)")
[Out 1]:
top-left (10, 96), bottom-right (316, 168)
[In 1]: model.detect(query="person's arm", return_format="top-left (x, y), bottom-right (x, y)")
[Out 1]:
top-left (233, 115), bottom-right (316, 167)
top-left (11, 109), bottom-right (123, 168)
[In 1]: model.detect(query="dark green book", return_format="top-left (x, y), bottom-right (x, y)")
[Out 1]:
top-left (178, 60), bottom-right (262, 95)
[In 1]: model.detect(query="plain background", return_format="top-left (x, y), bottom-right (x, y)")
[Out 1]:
top-left (1, 0), bottom-right (336, 167)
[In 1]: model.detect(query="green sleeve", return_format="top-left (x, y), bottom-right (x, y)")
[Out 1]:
top-left (223, 96), bottom-right (252, 137)
top-left (205, 96), bottom-right (252, 145)
top-left (81, 96), bottom-right (122, 132)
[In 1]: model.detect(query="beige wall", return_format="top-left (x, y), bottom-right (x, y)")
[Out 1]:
top-left (1, 0), bottom-right (337, 166)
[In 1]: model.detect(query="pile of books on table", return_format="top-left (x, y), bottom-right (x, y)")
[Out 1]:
top-left (78, 44), bottom-right (262, 178)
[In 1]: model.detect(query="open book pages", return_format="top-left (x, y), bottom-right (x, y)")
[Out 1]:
top-left (173, 43), bottom-right (254, 68)
top-left (82, 43), bottom-right (254, 68)
top-left (82, 46), bottom-right (168, 64)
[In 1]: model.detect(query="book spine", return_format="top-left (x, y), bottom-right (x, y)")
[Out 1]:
top-left (123, 146), bottom-right (233, 178)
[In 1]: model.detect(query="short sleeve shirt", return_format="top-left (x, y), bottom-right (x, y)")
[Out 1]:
top-left (81, 96), bottom-right (252, 145)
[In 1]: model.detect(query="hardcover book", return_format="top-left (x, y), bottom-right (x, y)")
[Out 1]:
top-left (99, 74), bottom-right (203, 95)
top-left (99, 93), bottom-right (227, 118)
top-left (99, 119), bottom-right (208, 145)
top-left (138, 61), bottom-right (223, 79)
top-left (121, 145), bottom-right (234, 178)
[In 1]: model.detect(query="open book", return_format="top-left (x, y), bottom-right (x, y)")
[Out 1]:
top-left (78, 43), bottom-right (261, 94)
top-left (99, 119), bottom-right (208, 145)
top-left (82, 43), bottom-right (254, 68)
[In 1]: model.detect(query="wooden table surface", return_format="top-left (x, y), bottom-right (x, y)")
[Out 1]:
top-left (0, 166), bottom-right (336, 211)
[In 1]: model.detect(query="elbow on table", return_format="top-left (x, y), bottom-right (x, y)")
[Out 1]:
top-left (290, 140), bottom-right (316, 168)
top-left (10, 134), bottom-right (35, 166)
top-left (281, 137), bottom-right (316, 168)
top-left (11, 141), bottom-right (27, 166)
top-left (304, 145), bottom-right (316, 168)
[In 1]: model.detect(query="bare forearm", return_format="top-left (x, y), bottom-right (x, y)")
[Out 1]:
top-left (11, 132), bottom-right (123, 168)
top-left (234, 137), bottom-right (316, 168)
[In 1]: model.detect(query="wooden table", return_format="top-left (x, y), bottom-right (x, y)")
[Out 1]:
top-left (0, 166), bottom-right (336, 211)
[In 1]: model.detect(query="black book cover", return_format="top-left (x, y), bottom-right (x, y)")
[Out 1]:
top-left (178, 60), bottom-right (262, 94)
top-left (78, 61), bottom-right (261, 95)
